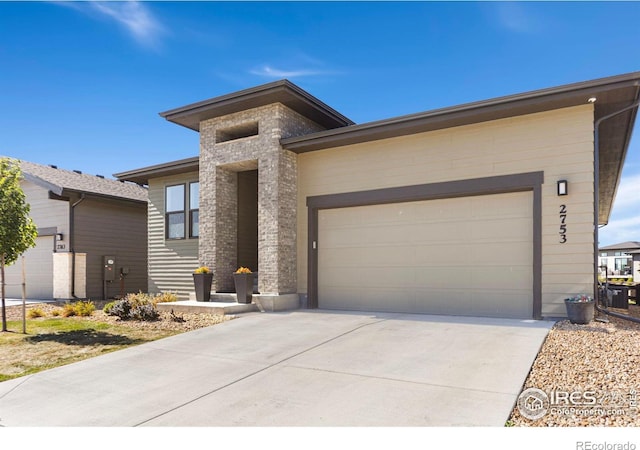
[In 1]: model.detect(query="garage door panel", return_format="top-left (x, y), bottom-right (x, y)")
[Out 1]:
top-left (468, 291), bottom-right (532, 318)
top-left (471, 218), bottom-right (531, 241)
top-left (359, 245), bottom-right (420, 265)
top-left (412, 245), bottom-right (463, 265)
top-left (318, 192), bottom-right (533, 318)
top-left (472, 266), bottom-right (532, 289)
top-left (4, 236), bottom-right (54, 299)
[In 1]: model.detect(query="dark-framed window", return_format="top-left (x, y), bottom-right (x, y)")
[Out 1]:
top-left (166, 184), bottom-right (185, 239)
top-left (189, 182), bottom-right (199, 238)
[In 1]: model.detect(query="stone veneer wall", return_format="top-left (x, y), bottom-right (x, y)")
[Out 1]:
top-left (199, 103), bottom-right (325, 294)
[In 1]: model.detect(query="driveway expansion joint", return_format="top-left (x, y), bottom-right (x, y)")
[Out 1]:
top-left (134, 317), bottom-right (390, 426)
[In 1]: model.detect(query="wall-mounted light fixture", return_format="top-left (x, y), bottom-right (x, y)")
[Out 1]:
top-left (55, 233), bottom-right (64, 241)
top-left (557, 180), bottom-right (568, 196)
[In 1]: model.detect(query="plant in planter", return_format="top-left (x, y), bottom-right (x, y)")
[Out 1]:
top-left (233, 267), bottom-right (254, 304)
top-left (193, 266), bottom-right (213, 302)
top-left (564, 294), bottom-right (594, 324)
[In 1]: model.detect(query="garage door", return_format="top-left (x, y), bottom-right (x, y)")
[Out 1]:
top-left (317, 192), bottom-right (533, 318)
top-left (4, 236), bottom-right (54, 299)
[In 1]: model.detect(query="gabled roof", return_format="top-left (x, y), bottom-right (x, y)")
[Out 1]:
top-left (14, 159), bottom-right (148, 203)
top-left (160, 79), bottom-right (354, 131)
top-left (599, 241), bottom-right (640, 251)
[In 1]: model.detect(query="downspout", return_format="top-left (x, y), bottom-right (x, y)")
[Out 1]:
top-left (593, 97), bottom-right (640, 323)
top-left (70, 194), bottom-right (86, 298)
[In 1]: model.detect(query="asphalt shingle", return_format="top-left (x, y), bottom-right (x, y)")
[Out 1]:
top-left (11, 159), bottom-right (148, 203)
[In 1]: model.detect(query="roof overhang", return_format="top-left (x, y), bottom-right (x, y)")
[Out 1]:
top-left (282, 72), bottom-right (640, 225)
top-left (114, 156), bottom-right (199, 185)
top-left (159, 79), bottom-right (354, 131)
top-left (22, 172), bottom-right (63, 196)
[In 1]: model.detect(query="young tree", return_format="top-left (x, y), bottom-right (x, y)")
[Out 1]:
top-left (0, 158), bottom-right (37, 332)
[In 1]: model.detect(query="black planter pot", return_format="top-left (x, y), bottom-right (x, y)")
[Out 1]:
top-left (564, 299), bottom-right (594, 325)
top-left (193, 273), bottom-right (214, 302)
top-left (233, 273), bottom-right (255, 304)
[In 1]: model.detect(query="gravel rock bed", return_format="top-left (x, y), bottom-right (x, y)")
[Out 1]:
top-left (509, 309), bottom-right (640, 426)
top-left (3, 301), bottom-right (233, 332)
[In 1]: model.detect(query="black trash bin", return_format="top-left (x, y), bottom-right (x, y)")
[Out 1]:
top-left (609, 285), bottom-right (629, 309)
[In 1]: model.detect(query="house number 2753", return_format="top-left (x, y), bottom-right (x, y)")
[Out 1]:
top-left (559, 204), bottom-right (567, 244)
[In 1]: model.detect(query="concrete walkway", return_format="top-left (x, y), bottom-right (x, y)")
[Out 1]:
top-left (2, 298), bottom-right (55, 307)
top-left (0, 310), bottom-right (553, 426)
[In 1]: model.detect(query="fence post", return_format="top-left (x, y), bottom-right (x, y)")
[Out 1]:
top-left (22, 255), bottom-right (26, 334)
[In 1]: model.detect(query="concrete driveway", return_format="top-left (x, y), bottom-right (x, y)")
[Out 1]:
top-left (0, 310), bottom-right (552, 426)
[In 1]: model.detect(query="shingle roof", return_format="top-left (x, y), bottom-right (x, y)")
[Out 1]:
top-left (11, 158), bottom-right (148, 203)
top-left (599, 241), bottom-right (640, 251)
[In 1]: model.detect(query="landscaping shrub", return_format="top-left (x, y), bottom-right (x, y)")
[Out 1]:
top-left (107, 299), bottom-right (132, 320)
top-left (51, 309), bottom-right (61, 317)
top-left (130, 303), bottom-right (160, 321)
top-left (61, 303), bottom-right (76, 317)
top-left (107, 294), bottom-right (162, 321)
top-left (27, 307), bottom-right (45, 319)
top-left (103, 301), bottom-right (116, 315)
top-left (73, 301), bottom-right (95, 317)
top-left (125, 292), bottom-right (155, 309)
top-left (61, 301), bottom-right (95, 317)
top-left (152, 292), bottom-right (178, 305)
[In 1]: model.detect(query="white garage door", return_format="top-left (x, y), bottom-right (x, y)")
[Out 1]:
top-left (318, 192), bottom-right (533, 318)
top-left (4, 236), bottom-right (54, 299)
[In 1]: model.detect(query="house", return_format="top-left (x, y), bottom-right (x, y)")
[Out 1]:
top-left (115, 72), bottom-right (640, 319)
top-left (629, 250), bottom-right (640, 283)
top-left (599, 241), bottom-right (640, 280)
top-left (3, 159), bottom-right (148, 300)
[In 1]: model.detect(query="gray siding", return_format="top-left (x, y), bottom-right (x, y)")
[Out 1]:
top-left (148, 172), bottom-right (199, 299)
top-left (20, 180), bottom-right (69, 237)
top-left (3, 181), bottom-right (69, 299)
top-left (74, 197), bottom-right (147, 299)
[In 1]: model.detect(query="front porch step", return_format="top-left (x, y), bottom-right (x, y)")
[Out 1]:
top-left (187, 292), bottom-right (247, 303)
top-left (157, 300), bottom-right (258, 316)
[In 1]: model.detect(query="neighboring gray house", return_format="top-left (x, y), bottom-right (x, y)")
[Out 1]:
top-left (629, 250), bottom-right (640, 283)
top-left (117, 72), bottom-right (640, 319)
top-left (4, 159), bottom-right (148, 300)
top-left (599, 241), bottom-right (640, 279)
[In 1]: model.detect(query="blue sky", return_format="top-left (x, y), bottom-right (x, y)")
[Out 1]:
top-left (1, 1), bottom-right (639, 246)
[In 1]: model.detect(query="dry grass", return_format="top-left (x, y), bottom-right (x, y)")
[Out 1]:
top-left (0, 301), bottom-right (233, 382)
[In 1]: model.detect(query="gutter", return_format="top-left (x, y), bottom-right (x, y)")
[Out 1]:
top-left (70, 194), bottom-right (86, 298)
top-left (593, 96), bottom-right (640, 323)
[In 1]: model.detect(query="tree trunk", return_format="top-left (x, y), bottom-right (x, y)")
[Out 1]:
top-left (1, 253), bottom-right (6, 332)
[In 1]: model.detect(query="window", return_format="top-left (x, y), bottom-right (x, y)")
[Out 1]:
top-left (614, 257), bottom-right (630, 274)
top-left (165, 182), bottom-right (199, 240)
top-left (190, 182), bottom-right (199, 238)
top-left (166, 185), bottom-right (185, 239)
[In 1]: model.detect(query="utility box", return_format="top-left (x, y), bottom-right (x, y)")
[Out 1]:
top-left (103, 256), bottom-right (116, 282)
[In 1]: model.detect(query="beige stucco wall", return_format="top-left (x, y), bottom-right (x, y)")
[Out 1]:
top-left (297, 104), bottom-right (596, 317)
